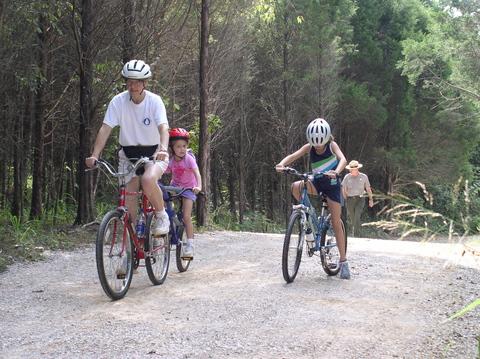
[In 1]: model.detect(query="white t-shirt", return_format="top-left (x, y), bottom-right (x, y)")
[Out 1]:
top-left (103, 90), bottom-right (168, 146)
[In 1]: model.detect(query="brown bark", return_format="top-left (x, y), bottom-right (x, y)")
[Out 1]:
top-left (238, 114), bottom-right (246, 224)
top-left (11, 93), bottom-right (28, 218)
top-left (75, 0), bottom-right (95, 224)
top-left (196, 0), bottom-right (210, 226)
top-left (30, 13), bottom-right (48, 219)
top-left (122, 0), bottom-right (136, 62)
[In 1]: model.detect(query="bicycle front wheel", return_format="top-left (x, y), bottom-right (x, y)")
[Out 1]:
top-left (145, 213), bottom-right (171, 285)
top-left (282, 210), bottom-right (304, 283)
top-left (96, 210), bottom-right (134, 300)
top-left (320, 218), bottom-right (347, 276)
top-left (176, 226), bottom-right (191, 272)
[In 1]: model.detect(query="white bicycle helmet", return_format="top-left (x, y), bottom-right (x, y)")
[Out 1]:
top-left (306, 118), bottom-right (331, 146)
top-left (121, 60), bottom-right (152, 80)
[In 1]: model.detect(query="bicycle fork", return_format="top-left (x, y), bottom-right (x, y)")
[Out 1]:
top-left (293, 204), bottom-right (316, 254)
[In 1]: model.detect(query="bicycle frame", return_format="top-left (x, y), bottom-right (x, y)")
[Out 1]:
top-left (115, 184), bottom-right (155, 260)
top-left (281, 166), bottom-right (345, 282)
top-left (161, 185), bottom-right (188, 246)
top-left (289, 169), bottom-right (334, 253)
top-left (96, 158), bottom-right (155, 262)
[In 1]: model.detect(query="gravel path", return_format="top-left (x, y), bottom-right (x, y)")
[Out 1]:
top-left (0, 231), bottom-right (479, 358)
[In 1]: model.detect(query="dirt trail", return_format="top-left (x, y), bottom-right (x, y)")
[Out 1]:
top-left (0, 231), bottom-right (479, 358)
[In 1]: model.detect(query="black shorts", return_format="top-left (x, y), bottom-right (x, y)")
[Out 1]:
top-left (312, 175), bottom-right (342, 204)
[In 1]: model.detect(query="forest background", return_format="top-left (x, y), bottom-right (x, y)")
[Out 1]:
top-left (0, 0), bottom-right (479, 269)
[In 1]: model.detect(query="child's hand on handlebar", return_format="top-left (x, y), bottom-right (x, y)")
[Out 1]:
top-left (325, 170), bottom-right (338, 178)
top-left (275, 164), bottom-right (286, 172)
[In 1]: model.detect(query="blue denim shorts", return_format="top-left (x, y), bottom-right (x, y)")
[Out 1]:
top-left (172, 186), bottom-right (197, 202)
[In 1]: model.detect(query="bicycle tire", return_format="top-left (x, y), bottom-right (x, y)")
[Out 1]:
top-left (96, 210), bottom-right (134, 300)
top-left (320, 218), bottom-right (347, 276)
top-left (282, 210), bottom-right (304, 283)
top-left (176, 226), bottom-right (191, 272)
top-left (144, 213), bottom-right (170, 285)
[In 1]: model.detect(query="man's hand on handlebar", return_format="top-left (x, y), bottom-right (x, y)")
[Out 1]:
top-left (154, 150), bottom-right (169, 162)
top-left (85, 156), bottom-right (98, 168)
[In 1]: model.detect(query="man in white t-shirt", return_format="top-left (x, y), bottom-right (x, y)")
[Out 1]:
top-left (342, 160), bottom-right (373, 237)
top-left (85, 59), bottom-right (170, 236)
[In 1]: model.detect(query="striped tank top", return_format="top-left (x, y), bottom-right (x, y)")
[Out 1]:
top-left (310, 143), bottom-right (338, 174)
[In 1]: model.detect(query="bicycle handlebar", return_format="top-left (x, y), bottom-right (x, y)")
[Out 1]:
top-left (280, 167), bottom-right (309, 180)
top-left (279, 166), bottom-right (339, 181)
top-left (90, 157), bottom-right (152, 178)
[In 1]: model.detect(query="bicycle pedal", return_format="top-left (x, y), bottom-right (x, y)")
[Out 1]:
top-left (180, 256), bottom-right (193, 261)
top-left (116, 274), bottom-right (126, 280)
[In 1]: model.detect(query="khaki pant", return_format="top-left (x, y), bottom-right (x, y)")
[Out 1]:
top-left (346, 196), bottom-right (365, 237)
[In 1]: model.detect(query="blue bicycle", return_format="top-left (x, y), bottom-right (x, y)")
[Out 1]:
top-left (160, 185), bottom-right (194, 272)
top-left (280, 167), bottom-right (347, 283)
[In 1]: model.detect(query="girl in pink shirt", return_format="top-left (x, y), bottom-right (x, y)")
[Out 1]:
top-left (165, 128), bottom-right (202, 259)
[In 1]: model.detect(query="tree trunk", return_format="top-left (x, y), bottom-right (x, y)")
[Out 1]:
top-left (227, 162), bottom-right (237, 219)
top-left (122, 0), bottom-right (136, 62)
top-left (75, 0), bottom-right (95, 224)
top-left (211, 149), bottom-right (218, 210)
top-left (196, 0), bottom-right (210, 226)
top-left (12, 97), bottom-right (26, 218)
top-left (30, 13), bottom-right (48, 219)
top-left (238, 115), bottom-right (246, 224)
top-left (0, 0), bottom-right (4, 29)
top-left (282, 5), bottom-right (292, 225)
top-left (247, 173), bottom-right (256, 214)
top-left (266, 141), bottom-right (275, 221)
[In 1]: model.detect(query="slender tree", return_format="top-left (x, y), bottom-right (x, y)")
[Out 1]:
top-left (75, 0), bottom-right (95, 224)
top-left (196, 0), bottom-right (210, 226)
top-left (122, 0), bottom-right (136, 62)
top-left (30, 11), bottom-right (49, 219)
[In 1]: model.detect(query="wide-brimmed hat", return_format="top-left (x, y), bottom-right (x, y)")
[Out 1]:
top-left (346, 160), bottom-right (363, 170)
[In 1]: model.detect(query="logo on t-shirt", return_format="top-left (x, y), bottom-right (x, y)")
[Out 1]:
top-left (143, 118), bottom-right (151, 126)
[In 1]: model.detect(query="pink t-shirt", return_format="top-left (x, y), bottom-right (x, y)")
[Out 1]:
top-left (166, 154), bottom-right (198, 188)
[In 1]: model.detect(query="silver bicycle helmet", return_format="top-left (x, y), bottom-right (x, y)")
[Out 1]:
top-left (121, 60), bottom-right (152, 80)
top-left (306, 118), bottom-right (331, 146)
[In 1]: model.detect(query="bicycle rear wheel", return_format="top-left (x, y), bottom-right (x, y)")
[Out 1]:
top-left (176, 226), bottom-right (191, 272)
top-left (320, 218), bottom-right (347, 276)
top-left (96, 210), bottom-right (134, 300)
top-left (282, 210), bottom-right (304, 283)
top-left (144, 213), bottom-right (170, 285)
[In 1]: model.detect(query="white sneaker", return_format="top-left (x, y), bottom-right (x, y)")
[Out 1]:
top-left (152, 211), bottom-right (170, 236)
top-left (181, 240), bottom-right (194, 259)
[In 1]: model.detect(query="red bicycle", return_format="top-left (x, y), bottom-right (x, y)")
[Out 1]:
top-left (93, 158), bottom-right (170, 300)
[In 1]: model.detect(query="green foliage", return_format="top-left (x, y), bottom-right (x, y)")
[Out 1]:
top-left (188, 114), bottom-right (223, 154)
top-left (445, 298), bottom-right (480, 322)
top-left (210, 204), bottom-right (283, 233)
top-left (0, 206), bottom-right (90, 273)
top-left (367, 176), bottom-right (480, 238)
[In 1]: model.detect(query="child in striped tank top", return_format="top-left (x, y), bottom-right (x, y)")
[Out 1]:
top-left (275, 118), bottom-right (350, 279)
